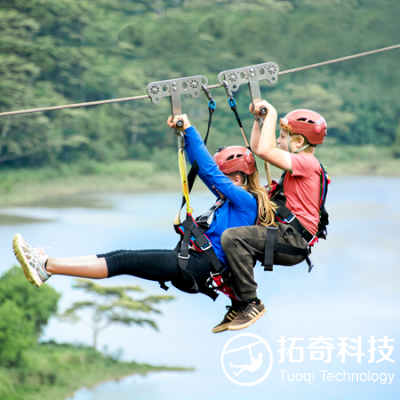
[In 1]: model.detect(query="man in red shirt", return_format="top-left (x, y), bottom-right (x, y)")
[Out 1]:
top-left (213, 100), bottom-right (328, 333)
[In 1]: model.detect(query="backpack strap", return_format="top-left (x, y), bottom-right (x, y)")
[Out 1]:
top-left (264, 162), bottom-right (329, 273)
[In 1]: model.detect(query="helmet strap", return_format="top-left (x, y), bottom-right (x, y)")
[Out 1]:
top-left (288, 133), bottom-right (310, 154)
top-left (238, 172), bottom-right (248, 186)
top-left (294, 143), bottom-right (310, 154)
top-left (229, 171), bottom-right (248, 186)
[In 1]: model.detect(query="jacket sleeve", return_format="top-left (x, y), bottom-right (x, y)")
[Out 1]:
top-left (184, 126), bottom-right (256, 212)
top-left (184, 128), bottom-right (219, 197)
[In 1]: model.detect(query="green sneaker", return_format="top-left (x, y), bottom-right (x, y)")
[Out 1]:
top-left (13, 233), bottom-right (51, 287)
top-left (212, 305), bottom-right (240, 333)
top-left (228, 301), bottom-right (266, 331)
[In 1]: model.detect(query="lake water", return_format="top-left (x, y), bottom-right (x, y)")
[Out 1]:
top-left (0, 176), bottom-right (399, 400)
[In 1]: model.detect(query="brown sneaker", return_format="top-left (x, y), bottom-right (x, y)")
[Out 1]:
top-left (228, 301), bottom-right (266, 331)
top-left (212, 305), bottom-right (240, 333)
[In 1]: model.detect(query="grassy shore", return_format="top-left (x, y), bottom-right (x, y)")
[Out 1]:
top-left (0, 145), bottom-right (399, 207)
top-left (0, 160), bottom-right (182, 207)
top-left (0, 342), bottom-right (192, 400)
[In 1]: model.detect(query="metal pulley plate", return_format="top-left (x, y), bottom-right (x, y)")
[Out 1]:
top-left (217, 62), bottom-right (279, 91)
top-left (146, 76), bottom-right (208, 104)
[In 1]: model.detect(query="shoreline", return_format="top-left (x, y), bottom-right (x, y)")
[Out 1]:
top-left (0, 341), bottom-right (193, 400)
top-left (1, 146), bottom-right (399, 208)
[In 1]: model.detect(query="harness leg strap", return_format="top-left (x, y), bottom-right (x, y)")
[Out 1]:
top-left (263, 226), bottom-right (278, 271)
top-left (177, 220), bottom-right (193, 269)
top-left (274, 242), bottom-right (314, 273)
top-left (305, 254), bottom-right (314, 273)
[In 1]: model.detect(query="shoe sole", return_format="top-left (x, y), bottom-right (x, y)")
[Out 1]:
top-left (228, 307), bottom-right (266, 331)
top-left (212, 322), bottom-right (231, 333)
top-left (12, 233), bottom-right (42, 287)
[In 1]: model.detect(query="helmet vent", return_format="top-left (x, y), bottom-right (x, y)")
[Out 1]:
top-left (297, 117), bottom-right (316, 124)
top-left (213, 146), bottom-right (256, 175)
top-left (283, 110), bottom-right (327, 145)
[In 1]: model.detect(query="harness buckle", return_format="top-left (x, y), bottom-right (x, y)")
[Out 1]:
top-left (178, 253), bottom-right (190, 260)
top-left (308, 236), bottom-right (318, 247)
top-left (283, 214), bottom-right (296, 224)
top-left (200, 242), bottom-right (212, 251)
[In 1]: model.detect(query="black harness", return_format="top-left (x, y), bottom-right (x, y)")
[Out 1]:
top-left (264, 162), bottom-right (330, 273)
top-left (171, 198), bottom-right (243, 301)
top-left (174, 198), bottom-right (226, 277)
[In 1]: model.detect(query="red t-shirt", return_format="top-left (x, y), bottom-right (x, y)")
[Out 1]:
top-left (283, 154), bottom-right (321, 235)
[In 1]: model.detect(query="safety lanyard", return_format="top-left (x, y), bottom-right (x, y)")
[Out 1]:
top-left (174, 86), bottom-right (216, 225)
top-left (222, 80), bottom-right (251, 148)
top-left (175, 136), bottom-right (192, 225)
top-left (184, 86), bottom-right (216, 198)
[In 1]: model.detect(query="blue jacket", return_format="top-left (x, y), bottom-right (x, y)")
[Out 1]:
top-left (184, 126), bottom-right (258, 268)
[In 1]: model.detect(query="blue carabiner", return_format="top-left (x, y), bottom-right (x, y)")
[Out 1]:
top-left (228, 97), bottom-right (236, 108)
top-left (208, 99), bottom-right (216, 110)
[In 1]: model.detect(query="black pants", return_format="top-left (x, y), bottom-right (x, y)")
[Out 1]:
top-left (97, 249), bottom-right (212, 295)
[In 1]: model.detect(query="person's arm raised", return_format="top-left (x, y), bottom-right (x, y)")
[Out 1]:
top-left (167, 114), bottom-right (219, 197)
top-left (250, 118), bottom-right (261, 156)
top-left (253, 101), bottom-right (293, 172)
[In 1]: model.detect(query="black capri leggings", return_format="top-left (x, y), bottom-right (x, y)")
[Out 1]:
top-left (97, 249), bottom-right (212, 294)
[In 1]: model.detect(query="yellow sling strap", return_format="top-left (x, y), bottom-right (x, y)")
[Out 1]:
top-left (174, 135), bottom-right (193, 226)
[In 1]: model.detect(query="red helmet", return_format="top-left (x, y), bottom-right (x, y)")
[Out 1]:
top-left (280, 109), bottom-right (327, 145)
top-left (213, 146), bottom-right (256, 175)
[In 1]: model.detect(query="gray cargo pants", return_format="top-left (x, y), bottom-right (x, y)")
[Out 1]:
top-left (221, 223), bottom-right (307, 301)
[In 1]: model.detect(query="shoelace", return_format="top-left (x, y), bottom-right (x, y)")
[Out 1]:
top-left (33, 245), bottom-right (51, 255)
top-left (28, 246), bottom-right (51, 274)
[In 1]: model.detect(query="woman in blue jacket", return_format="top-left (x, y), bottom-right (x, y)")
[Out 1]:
top-left (13, 114), bottom-right (276, 333)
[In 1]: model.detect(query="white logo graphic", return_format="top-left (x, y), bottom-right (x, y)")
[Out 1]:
top-left (221, 333), bottom-right (273, 386)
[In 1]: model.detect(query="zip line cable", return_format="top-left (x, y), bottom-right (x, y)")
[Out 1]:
top-left (0, 43), bottom-right (399, 118)
top-left (207, 43), bottom-right (400, 88)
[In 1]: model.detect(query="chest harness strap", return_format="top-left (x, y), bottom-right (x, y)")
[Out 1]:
top-left (174, 198), bottom-right (226, 276)
top-left (264, 162), bottom-right (330, 273)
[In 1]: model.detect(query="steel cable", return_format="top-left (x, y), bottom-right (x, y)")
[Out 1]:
top-left (0, 43), bottom-right (399, 118)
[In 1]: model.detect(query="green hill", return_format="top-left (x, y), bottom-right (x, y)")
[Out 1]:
top-left (0, 0), bottom-right (399, 202)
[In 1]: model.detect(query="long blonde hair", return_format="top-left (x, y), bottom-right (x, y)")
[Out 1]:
top-left (229, 169), bottom-right (277, 226)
